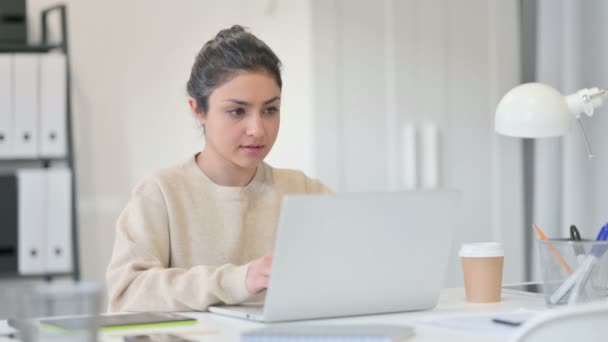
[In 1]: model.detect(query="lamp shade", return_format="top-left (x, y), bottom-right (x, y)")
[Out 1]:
top-left (495, 83), bottom-right (573, 138)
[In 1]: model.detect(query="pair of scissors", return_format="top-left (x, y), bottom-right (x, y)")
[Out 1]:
top-left (570, 225), bottom-right (582, 241)
top-left (570, 225), bottom-right (585, 256)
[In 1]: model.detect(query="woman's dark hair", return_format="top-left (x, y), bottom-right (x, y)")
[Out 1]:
top-left (187, 25), bottom-right (282, 114)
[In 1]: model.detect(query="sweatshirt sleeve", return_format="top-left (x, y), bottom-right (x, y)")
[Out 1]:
top-left (306, 177), bottom-right (334, 195)
top-left (105, 179), bottom-right (254, 312)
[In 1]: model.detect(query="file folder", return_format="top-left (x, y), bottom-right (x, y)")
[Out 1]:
top-left (0, 54), bottom-right (13, 158)
top-left (17, 169), bottom-right (47, 274)
top-left (45, 168), bottom-right (73, 273)
top-left (13, 54), bottom-right (39, 158)
top-left (39, 53), bottom-right (67, 158)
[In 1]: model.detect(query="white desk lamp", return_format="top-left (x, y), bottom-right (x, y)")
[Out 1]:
top-left (495, 83), bottom-right (608, 158)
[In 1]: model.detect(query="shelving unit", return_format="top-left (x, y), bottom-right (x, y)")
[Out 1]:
top-left (0, 4), bottom-right (79, 281)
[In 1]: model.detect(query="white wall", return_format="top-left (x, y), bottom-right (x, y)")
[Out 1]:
top-left (21, 0), bottom-right (314, 300)
top-left (312, 0), bottom-right (525, 286)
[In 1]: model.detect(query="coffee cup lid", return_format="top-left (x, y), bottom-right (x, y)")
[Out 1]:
top-left (459, 242), bottom-right (504, 257)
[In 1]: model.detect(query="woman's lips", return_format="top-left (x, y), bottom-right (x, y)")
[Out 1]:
top-left (240, 145), bottom-right (265, 154)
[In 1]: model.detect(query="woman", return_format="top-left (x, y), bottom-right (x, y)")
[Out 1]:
top-left (106, 25), bottom-right (331, 312)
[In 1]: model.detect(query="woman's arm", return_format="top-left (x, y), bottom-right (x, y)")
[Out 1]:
top-left (105, 181), bottom-right (253, 312)
top-left (306, 177), bottom-right (334, 195)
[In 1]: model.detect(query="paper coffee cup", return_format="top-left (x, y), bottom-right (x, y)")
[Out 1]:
top-left (459, 242), bottom-right (504, 303)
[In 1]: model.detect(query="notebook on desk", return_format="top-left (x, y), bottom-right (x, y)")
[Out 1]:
top-left (209, 191), bottom-right (460, 322)
top-left (8, 312), bottom-right (197, 332)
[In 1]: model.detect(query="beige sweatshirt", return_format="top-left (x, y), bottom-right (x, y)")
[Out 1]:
top-left (106, 155), bottom-right (331, 312)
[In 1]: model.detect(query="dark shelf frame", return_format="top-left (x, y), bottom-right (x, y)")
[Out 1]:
top-left (0, 44), bottom-right (60, 53)
top-left (0, 272), bottom-right (73, 280)
top-left (0, 157), bottom-right (68, 163)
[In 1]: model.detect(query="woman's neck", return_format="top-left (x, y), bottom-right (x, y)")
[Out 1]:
top-left (196, 149), bottom-right (257, 187)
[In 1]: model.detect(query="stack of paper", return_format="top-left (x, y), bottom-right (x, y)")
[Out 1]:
top-left (242, 324), bottom-right (413, 341)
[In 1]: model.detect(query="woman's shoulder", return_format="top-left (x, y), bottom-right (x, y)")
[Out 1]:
top-left (269, 164), bottom-right (307, 181)
top-left (131, 156), bottom-right (199, 199)
top-left (267, 164), bottom-right (333, 194)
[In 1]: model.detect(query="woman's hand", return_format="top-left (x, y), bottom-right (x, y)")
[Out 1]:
top-left (245, 251), bottom-right (273, 294)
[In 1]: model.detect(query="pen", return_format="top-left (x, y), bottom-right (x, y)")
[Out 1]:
top-left (533, 224), bottom-right (573, 274)
top-left (590, 224), bottom-right (608, 257)
top-left (594, 224), bottom-right (608, 241)
top-left (492, 318), bottom-right (523, 327)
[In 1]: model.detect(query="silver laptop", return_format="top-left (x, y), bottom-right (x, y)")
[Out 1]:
top-left (209, 191), bottom-right (459, 322)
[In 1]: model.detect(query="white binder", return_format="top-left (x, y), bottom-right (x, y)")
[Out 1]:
top-left (17, 169), bottom-right (47, 275)
top-left (0, 54), bottom-right (13, 158)
top-left (45, 168), bottom-right (73, 273)
top-left (39, 53), bottom-right (67, 158)
top-left (13, 54), bottom-right (39, 158)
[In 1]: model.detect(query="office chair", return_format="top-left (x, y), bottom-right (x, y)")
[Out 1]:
top-left (509, 301), bottom-right (608, 342)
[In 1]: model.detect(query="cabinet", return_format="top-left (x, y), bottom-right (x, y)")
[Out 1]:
top-left (0, 4), bottom-right (79, 280)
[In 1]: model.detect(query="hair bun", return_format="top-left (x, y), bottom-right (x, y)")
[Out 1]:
top-left (215, 25), bottom-right (248, 40)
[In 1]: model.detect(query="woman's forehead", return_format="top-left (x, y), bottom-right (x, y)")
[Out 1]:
top-left (211, 71), bottom-right (281, 100)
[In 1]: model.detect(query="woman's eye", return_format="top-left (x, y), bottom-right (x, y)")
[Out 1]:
top-left (264, 107), bottom-right (279, 115)
top-left (227, 108), bottom-right (245, 116)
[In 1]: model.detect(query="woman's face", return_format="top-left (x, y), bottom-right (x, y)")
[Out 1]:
top-left (195, 71), bottom-right (281, 170)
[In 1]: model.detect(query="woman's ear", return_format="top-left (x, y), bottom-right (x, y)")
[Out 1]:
top-left (188, 97), bottom-right (206, 125)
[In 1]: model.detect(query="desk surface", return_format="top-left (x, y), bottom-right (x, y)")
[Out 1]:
top-left (0, 288), bottom-right (548, 342)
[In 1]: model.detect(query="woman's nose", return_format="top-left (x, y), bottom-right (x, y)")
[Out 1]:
top-left (246, 115), bottom-right (264, 137)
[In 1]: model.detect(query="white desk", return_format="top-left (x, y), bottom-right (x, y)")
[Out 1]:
top-left (0, 288), bottom-right (548, 342)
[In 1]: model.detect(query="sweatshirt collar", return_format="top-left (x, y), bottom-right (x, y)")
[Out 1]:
top-left (187, 154), bottom-right (271, 200)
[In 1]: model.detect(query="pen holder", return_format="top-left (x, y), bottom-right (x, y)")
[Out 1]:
top-left (537, 239), bottom-right (608, 307)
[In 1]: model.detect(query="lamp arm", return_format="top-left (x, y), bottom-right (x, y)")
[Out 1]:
top-left (565, 88), bottom-right (608, 118)
top-left (564, 87), bottom-right (607, 159)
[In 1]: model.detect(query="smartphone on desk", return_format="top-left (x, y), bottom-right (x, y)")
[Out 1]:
top-left (123, 333), bottom-right (194, 342)
top-left (502, 282), bottom-right (544, 297)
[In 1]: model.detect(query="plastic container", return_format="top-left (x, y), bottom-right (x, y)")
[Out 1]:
top-left (537, 239), bottom-right (608, 307)
top-left (9, 282), bottom-right (102, 342)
